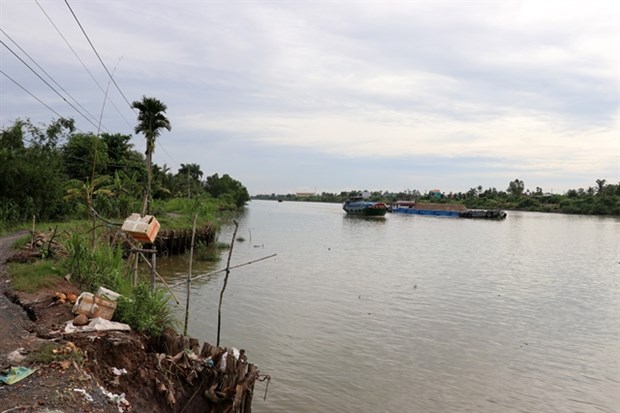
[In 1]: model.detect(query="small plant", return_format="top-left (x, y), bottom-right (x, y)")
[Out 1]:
top-left (64, 232), bottom-right (131, 295)
top-left (28, 342), bottom-right (84, 366)
top-left (114, 283), bottom-right (175, 336)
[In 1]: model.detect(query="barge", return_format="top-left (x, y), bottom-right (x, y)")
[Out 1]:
top-left (390, 201), bottom-right (506, 219)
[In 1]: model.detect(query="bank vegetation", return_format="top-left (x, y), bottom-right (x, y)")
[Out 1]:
top-left (254, 178), bottom-right (620, 216)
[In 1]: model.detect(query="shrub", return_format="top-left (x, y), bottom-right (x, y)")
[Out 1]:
top-left (64, 232), bottom-right (131, 294)
top-left (114, 284), bottom-right (174, 336)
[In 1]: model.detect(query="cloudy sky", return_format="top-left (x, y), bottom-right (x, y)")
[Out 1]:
top-left (1, 1), bottom-right (618, 195)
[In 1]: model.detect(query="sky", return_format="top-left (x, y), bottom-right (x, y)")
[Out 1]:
top-left (1, 0), bottom-right (618, 196)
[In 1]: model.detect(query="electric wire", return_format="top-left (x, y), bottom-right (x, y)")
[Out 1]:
top-left (0, 27), bottom-right (111, 134)
top-left (34, 0), bottom-right (134, 130)
top-left (1, 38), bottom-right (102, 131)
top-left (64, 0), bottom-right (136, 112)
top-left (0, 68), bottom-right (85, 134)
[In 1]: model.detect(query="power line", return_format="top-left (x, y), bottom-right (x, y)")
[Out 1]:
top-left (0, 27), bottom-right (111, 134)
top-left (34, 0), bottom-right (134, 130)
top-left (0, 38), bottom-right (101, 131)
top-left (64, 0), bottom-right (135, 112)
top-left (0, 68), bottom-right (85, 133)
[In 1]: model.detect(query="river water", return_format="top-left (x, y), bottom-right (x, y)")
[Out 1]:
top-left (158, 200), bottom-right (619, 413)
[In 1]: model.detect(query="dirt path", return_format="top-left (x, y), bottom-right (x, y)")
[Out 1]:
top-left (0, 231), bottom-right (117, 413)
top-left (0, 231), bottom-right (260, 413)
top-left (0, 231), bottom-right (34, 367)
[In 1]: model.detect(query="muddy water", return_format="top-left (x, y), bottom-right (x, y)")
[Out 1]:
top-left (158, 200), bottom-right (620, 413)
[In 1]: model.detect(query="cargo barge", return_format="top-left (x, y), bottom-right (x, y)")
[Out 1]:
top-left (389, 201), bottom-right (507, 219)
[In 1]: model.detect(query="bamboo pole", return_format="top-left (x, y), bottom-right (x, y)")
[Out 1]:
top-left (168, 253), bottom-right (277, 290)
top-left (136, 250), bottom-right (180, 304)
top-left (217, 220), bottom-right (239, 347)
top-left (151, 251), bottom-right (156, 291)
top-left (184, 214), bottom-right (198, 336)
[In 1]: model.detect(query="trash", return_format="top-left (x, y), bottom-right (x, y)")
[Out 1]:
top-left (219, 347), bottom-right (240, 371)
top-left (0, 366), bottom-right (37, 385)
top-left (7, 348), bottom-right (26, 364)
top-left (64, 317), bottom-right (131, 334)
top-left (97, 287), bottom-right (120, 302)
top-left (121, 213), bottom-right (160, 243)
top-left (112, 367), bottom-right (127, 376)
top-left (111, 367), bottom-right (127, 387)
top-left (73, 291), bottom-right (117, 320)
top-left (99, 385), bottom-right (131, 412)
top-left (73, 388), bottom-right (94, 402)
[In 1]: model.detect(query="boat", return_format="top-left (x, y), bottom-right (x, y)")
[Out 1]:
top-left (389, 201), bottom-right (506, 219)
top-left (343, 197), bottom-right (388, 216)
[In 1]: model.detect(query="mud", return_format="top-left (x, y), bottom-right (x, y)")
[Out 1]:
top-left (0, 232), bottom-right (263, 413)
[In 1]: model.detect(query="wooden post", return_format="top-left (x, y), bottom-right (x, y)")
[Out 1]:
top-left (151, 251), bottom-right (157, 291)
top-left (133, 253), bottom-right (139, 287)
top-left (31, 215), bottom-right (35, 249)
top-left (183, 214), bottom-right (198, 336)
top-left (217, 220), bottom-right (239, 347)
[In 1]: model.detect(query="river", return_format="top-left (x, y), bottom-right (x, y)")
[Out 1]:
top-left (158, 200), bottom-right (619, 413)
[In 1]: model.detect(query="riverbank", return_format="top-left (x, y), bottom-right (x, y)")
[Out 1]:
top-left (0, 231), bottom-right (262, 412)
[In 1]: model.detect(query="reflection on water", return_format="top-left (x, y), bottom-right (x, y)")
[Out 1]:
top-left (159, 202), bottom-right (620, 413)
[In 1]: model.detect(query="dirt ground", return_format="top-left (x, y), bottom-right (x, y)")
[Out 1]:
top-left (0, 231), bottom-right (264, 413)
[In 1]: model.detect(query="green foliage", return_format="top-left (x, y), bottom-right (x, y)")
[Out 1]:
top-left (64, 232), bottom-right (131, 295)
top-left (255, 179), bottom-right (620, 216)
top-left (62, 133), bottom-right (109, 180)
top-left (204, 173), bottom-right (250, 208)
top-left (152, 196), bottom-right (219, 226)
top-left (114, 284), bottom-right (174, 336)
top-left (0, 120), bottom-right (70, 222)
top-left (27, 342), bottom-right (84, 366)
top-left (194, 241), bottom-right (222, 262)
top-left (101, 133), bottom-right (145, 177)
top-left (0, 200), bottom-right (21, 232)
top-left (8, 260), bottom-right (63, 293)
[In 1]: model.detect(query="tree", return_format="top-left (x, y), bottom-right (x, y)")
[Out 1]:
top-left (507, 178), bottom-right (525, 197)
top-left (595, 179), bottom-right (606, 195)
top-left (101, 133), bottom-right (145, 177)
top-left (0, 119), bottom-right (71, 223)
top-left (131, 96), bottom-right (171, 215)
top-left (204, 173), bottom-right (250, 208)
top-left (177, 163), bottom-right (204, 199)
top-left (62, 133), bottom-right (109, 180)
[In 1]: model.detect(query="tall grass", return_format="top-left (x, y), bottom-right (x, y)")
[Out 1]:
top-left (64, 232), bottom-right (131, 295)
top-left (63, 232), bottom-right (175, 335)
top-left (115, 283), bottom-right (175, 336)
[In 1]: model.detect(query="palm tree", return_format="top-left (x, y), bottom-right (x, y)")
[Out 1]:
top-left (131, 96), bottom-right (171, 215)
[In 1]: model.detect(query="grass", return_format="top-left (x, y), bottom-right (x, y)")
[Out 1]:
top-left (8, 260), bottom-right (64, 293)
top-left (27, 342), bottom-right (84, 366)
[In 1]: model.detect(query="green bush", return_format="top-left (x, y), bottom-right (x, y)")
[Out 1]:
top-left (114, 284), bottom-right (174, 336)
top-left (64, 232), bottom-right (131, 295)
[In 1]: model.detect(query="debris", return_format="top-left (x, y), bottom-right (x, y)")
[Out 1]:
top-left (121, 213), bottom-right (160, 243)
top-left (7, 348), bottom-right (27, 364)
top-left (73, 387), bottom-right (94, 402)
top-left (99, 385), bottom-right (131, 412)
top-left (64, 317), bottom-right (131, 334)
top-left (112, 367), bottom-right (127, 376)
top-left (0, 366), bottom-right (37, 385)
top-left (72, 291), bottom-right (117, 320)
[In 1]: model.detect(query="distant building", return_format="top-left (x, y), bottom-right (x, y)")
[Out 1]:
top-left (296, 192), bottom-right (315, 197)
top-left (429, 189), bottom-right (443, 199)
